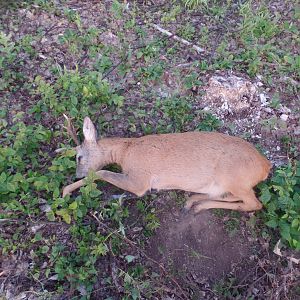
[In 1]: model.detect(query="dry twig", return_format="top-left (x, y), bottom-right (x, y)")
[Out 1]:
top-left (63, 114), bottom-right (80, 146)
top-left (151, 24), bottom-right (205, 53)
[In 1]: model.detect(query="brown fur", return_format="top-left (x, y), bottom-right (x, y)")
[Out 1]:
top-left (62, 117), bottom-right (271, 212)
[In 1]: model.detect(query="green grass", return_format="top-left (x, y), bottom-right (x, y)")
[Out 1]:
top-left (182, 0), bottom-right (208, 9)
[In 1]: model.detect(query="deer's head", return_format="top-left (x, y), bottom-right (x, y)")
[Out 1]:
top-left (64, 115), bottom-right (107, 178)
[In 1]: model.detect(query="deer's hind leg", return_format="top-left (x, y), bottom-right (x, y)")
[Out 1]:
top-left (185, 193), bottom-right (241, 211)
top-left (184, 194), bottom-right (210, 210)
top-left (192, 189), bottom-right (262, 213)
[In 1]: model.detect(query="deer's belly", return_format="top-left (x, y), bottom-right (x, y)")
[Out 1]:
top-left (150, 174), bottom-right (223, 195)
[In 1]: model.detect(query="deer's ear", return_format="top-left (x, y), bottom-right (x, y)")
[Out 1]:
top-left (83, 117), bottom-right (97, 143)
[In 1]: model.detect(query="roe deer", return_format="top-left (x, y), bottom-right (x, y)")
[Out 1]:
top-left (62, 116), bottom-right (271, 212)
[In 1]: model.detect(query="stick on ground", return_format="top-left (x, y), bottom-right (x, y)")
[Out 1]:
top-left (151, 24), bottom-right (205, 53)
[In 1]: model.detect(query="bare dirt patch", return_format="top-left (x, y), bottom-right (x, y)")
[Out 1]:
top-left (148, 210), bottom-right (251, 280)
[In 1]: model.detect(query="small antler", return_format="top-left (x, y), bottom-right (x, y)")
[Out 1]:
top-left (63, 114), bottom-right (80, 146)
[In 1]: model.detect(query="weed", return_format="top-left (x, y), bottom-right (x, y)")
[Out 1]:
top-left (234, 3), bottom-right (293, 77)
top-left (212, 208), bottom-right (226, 218)
top-left (214, 39), bottom-right (234, 69)
top-left (0, 31), bottom-right (23, 91)
top-left (136, 198), bottom-right (160, 236)
top-left (178, 23), bottom-right (196, 41)
top-left (33, 0), bottom-right (56, 12)
top-left (239, 3), bottom-right (280, 42)
top-left (173, 191), bottom-right (186, 207)
top-left (111, 0), bottom-right (126, 19)
top-left (64, 8), bottom-right (82, 30)
top-left (0, 122), bottom-right (52, 215)
top-left (199, 26), bottom-right (209, 45)
top-left (269, 93), bottom-right (281, 109)
top-left (182, 0), bottom-right (208, 9)
top-left (213, 277), bottom-right (241, 298)
top-left (196, 111), bottom-right (222, 131)
top-left (136, 42), bottom-right (162, 62)
top-left (259, 160), bottom-right (300, 249)
top-left (161, 5), bottom-right (182, 23)
top-left (281, 135), bottom-right (299, 159)
top-left (32, 68), bottom-right (123, 121)
top-left (138, 63), bottom-right (164, 81)
top-left (51, 224), bottom-right (109, 293)
top-left (144, 210), bottom-right (160, 234)
top-left (224, 216), bottom-right (240, 237)
top-left (0, 31), bottom-right (126, 295)
top-left (58, 27), bottom-right (101, 58)
top-left (156, 97), bottom-right (193, 132)
top-left (183, 71), bottom-right (202, 89)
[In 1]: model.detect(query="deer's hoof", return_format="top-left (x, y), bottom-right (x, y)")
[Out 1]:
top-left (62, 187), bottom-right (70, 198)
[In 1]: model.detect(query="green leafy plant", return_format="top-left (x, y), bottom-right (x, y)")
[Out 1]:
top-left (157, 97), bottom-right (193, 132)
top-left (0, 122), bottom-right (52, 215)
top-left (239, 3), bottom-right (280, 42)
top-left (161, 5), bottom-right (182, 22)
top-left (259, 161), bottom-right (300, 249)
top-left (197, 112), bottom-right (222, 131)
top-left (178, 23), bottom-right (196, 41)
top-left (51, 225), bottom-right (109, 294)
top-left (138, 63), bottom-right (164, 81)
top-left (64, 8), bottom-right (82, 30)
top-left (182, 0), bottom-right (208, 9)
top-left (32, 68), bottom-right (123, 120)
top-left (184, 72), bottom-right (202, 89)
top-left (0, 31), bottom-right (23, 91)
top-left (136, 42), bottom-right (161, 62)
top-left (213, 277), bottom-right (241, 298)
top-left (235, 3), bottom-right (284, 76)
top-left (136, 199), bottom-right (160, 236)
top-left (58, 27), bottom-right (100, 57)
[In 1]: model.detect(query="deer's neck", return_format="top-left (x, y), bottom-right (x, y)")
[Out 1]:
top-left (98, 137), bottom-right (132, 167)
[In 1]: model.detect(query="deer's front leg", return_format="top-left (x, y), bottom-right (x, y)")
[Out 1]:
top-left (96, 170), bottom-right (149, 197)
top-left (62, 170), bottom-right (149, 197)
top-left (62, 178), bottom-right (85, 197)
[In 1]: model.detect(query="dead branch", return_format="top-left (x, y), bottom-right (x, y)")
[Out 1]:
top-left (274, 239), bottom-right (300, 264)
top-left (110, 258), bottom-right (124, 293)
top-left (151, 24), bottom-right (205, 53)
top-left (63, 114), bottom-right (80, 146)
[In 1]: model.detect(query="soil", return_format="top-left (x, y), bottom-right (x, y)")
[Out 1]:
top-left (147, 209), bottom-right (250, 282)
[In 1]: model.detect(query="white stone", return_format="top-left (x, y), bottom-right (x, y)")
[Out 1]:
top-left (259, 93), bottom-right (269, 106)
top-left (280, 114), bottom-right (288, 121)
top-left (30, 224), bottom-right (44, 233)
top-left (40, 204), bottom-right (51, 212)
top-left (279, 105), bottom-right (291, 114)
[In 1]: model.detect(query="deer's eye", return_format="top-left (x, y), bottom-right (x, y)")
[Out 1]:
top-left (77, 155), bottom-right (83, 163)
